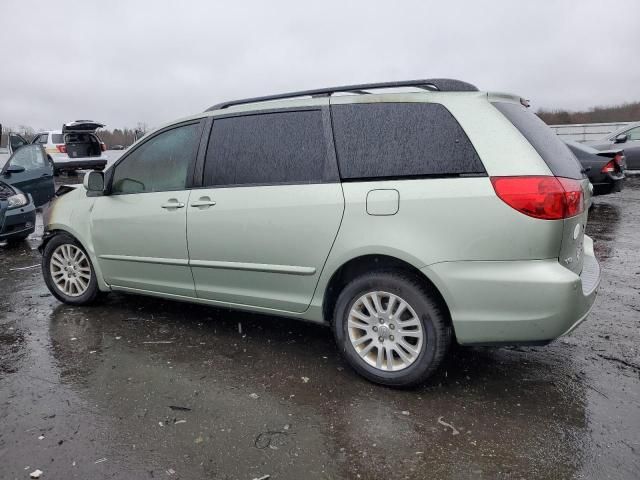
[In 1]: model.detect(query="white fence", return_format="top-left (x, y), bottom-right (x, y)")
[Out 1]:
top-left (548, 122), bottom-right (632, 142)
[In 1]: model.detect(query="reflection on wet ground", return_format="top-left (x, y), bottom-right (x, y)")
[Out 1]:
top-left (1, 177), bottom-right (639, 479)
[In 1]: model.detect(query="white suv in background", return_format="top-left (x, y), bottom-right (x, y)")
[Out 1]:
top-left (32, 121), bottom-right (108, 174)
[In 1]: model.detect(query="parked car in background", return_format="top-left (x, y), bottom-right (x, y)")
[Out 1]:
top-left (39, 79), bottom-right (600, 387)
top-left (585, 121), bottom-right (640, 170)
top-left (31, 121), bottom-right (109, 174)
top-left (0, 144), bottom-right (55, 243)
top-left (0, 127), bottom-right (31, 167)
top-left (565, 141), bottom-right (625, 196)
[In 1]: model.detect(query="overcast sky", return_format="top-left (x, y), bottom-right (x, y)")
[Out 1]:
top-left (1, 0), bottom-right (639, 130)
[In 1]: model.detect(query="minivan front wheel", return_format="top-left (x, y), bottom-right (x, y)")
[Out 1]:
top-left (43, 233), bottom-right (100, 305)
top-left (333, 272), bottom-right (451, 387)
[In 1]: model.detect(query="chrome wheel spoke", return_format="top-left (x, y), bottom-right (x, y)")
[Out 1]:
top-left (361, 295), bottom-right (377, 317)
top-left (393, 345), bottom-right (412, 364)
top-left (351, 334), bottom-right (372, 346)
top-left (349, 309), bottom-right (372, 324)
top-left (348, 290), bottom-right (423, 372)
top-left (398, 339), bottom-right (419, 356)
top-left (399, 330), bottom-right (421, 338)
top-left (375, 346), bottom-right (384, 369)
top-left (398, 317), bottom-right (420, 328)
top-left (385, 346), bottom-right (394, 371)
top-left (370, 292), bottom-right (383, 314)
top-left (386, 294), bottom-right (398, 314)
top-left (358, 341), bottom-right (375, 359)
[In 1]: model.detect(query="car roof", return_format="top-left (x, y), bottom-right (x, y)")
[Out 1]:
top-left (144, 81), bottom-right (525, 143)
top-left (205, 78), bottom-right (479, 111)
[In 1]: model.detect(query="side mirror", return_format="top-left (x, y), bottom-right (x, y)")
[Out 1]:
top-left (614, 133), bottom-right (628, 144)
top-left (4, 164), bottom-right (26, 175)
top-left (83, 170), bottom-right (105, 194)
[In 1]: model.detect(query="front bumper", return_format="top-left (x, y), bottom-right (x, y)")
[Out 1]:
top-left (423, 235), bottom-right (601, 345)
top-left (0, 202), bottom-right (36, 241)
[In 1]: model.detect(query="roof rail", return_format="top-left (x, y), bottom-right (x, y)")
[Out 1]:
top-left (205, 78), bottom-right (478, 111)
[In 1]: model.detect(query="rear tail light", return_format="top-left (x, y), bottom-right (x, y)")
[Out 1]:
top-left (56, 144), bottom-right (66, 153)
top-left (613, 153), bottom-right (623, 167)
top-left (100, 142), bottom-right (106, 152)
top-left (601, 160), bottom-right (617, 173)
top-left (491, 176), bottom-right (584, 220)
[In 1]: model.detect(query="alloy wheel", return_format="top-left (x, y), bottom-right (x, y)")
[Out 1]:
top-left (347, 291), bottom-right (424, 371)
top-left (49, 244), bottom-right (92, 297)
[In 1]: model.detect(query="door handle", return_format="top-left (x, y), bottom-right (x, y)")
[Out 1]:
top-left (161, 201), bottom-right (185, 209)
top-left (190, 199), bottom-right (216, 208)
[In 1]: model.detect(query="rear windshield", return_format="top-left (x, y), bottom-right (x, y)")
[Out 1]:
top-left (52, 133), bottom-right (64, 144)
top-left (492, 102), bottom-right (583, 179)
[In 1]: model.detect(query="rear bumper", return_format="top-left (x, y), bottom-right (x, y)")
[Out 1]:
top-left (592, 175), bottom-right (625, 195)
top-left (0, 203), bottom-right (36, 241)
top-left (423, 235), bottom-right (600, 345)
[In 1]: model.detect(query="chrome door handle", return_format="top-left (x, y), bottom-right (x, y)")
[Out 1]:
top-left (190, 200), bottom-right (216, 208)
top-left (161, 201), bottom-right (185, 209)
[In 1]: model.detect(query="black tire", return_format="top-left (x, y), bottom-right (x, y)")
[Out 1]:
top-left (333, 271), bottom-right (451, 387)
top-left (42, 233), bottom-right (101, 305)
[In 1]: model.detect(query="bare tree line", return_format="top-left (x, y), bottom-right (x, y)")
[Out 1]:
top-left (537, 101), bottom-right (640, 125)
top-left (1, 122), bottom-right (149, 148)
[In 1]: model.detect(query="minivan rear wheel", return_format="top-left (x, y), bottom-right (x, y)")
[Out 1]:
top-left (333, 271), bottom-right (451, 387)
top-left (42, 233), bottom-right (100, 305)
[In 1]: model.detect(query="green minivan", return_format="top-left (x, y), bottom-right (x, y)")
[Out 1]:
top-left (40, 79), bottom-right (600, 386)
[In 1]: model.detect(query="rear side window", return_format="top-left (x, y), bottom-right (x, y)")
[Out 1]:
top-left (331, 103), bottom-right (485, 180)
top-left (492, 102), bottom-right (583, 179)
top-left (204, 110), bottom-right (327, 187)
top-left (52, 133), bottom-right (64, 144)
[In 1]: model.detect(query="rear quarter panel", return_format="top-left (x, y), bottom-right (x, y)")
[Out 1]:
top-left (322, 177), bottom-right (563, 269)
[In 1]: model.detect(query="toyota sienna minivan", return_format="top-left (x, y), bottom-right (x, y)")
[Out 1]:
top-left (39, 79), bottom-right (600, 386)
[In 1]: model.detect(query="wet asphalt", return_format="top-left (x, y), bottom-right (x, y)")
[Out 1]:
top-left (0, 174), bottom-right (639, 480)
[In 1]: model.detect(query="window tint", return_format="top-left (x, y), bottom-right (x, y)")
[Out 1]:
top-left (493, 102), bottom-right (583, 179)
top-left (35, 134), bottom-right (48, 144)
top-left (111, 123), bottom-right (201, 194)
top-left (9, 145), bottom-right (47, 170)
top-left (203, 110), bottom-right (327, 186)
top-left (331, 103), bottom-right (484, 180)
top-left (52, 133), bottom-right (64, 144)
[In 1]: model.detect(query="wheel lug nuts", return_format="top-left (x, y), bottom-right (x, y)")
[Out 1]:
top-left (373, 326), bottom-right (378, 332)
top-left (378, 336), bottom-right (384, 342)
top-left (379, 319), bottom-right (384, 324)
top-left (390, 324), bottom-right (395, 330)
top-left (390, 335), bottom-right (395, 341)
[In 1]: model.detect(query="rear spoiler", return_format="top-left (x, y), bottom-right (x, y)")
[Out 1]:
top-left (596, 149), bottom-right (623, 159)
